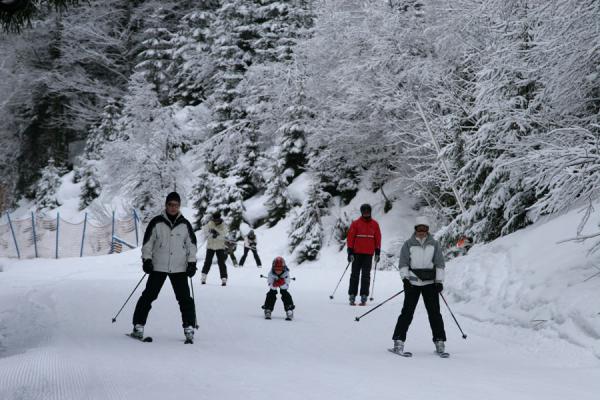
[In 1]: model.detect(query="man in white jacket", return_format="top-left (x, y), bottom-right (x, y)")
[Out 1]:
top-left (200, 211), bottom-right (229, 286)
top-left (131, 192), bottom-right (198, 342)
top-left (391, 216), bottom-right (447, 355)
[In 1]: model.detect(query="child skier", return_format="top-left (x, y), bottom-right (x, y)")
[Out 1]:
top-left (262, 256), bottom-right (295, 320)
top-left (239, 230), bottom-right (262, 267)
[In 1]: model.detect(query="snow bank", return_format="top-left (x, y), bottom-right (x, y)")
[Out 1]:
top-left (446, 204), bottom-right (600, 356)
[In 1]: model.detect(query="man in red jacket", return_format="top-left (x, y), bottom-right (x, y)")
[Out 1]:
top-left (346, 203), bottom-right (382, 306)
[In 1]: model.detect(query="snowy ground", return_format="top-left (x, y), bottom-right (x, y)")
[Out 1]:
top-left (1, 245), bottom-right (599, 400)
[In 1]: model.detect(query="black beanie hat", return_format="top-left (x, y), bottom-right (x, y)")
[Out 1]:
top-left (166, 191), bottom-right (181, 204)
top-left (360, 203), bottom-right (372, 214)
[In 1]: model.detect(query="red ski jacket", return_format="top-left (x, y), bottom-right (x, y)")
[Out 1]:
top-left (347, 217), bottom-right (382, 255)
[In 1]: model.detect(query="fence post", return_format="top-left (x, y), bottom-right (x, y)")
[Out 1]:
top-left (110, 210), bottom-right (115, 254)
top-left (31, 212), bottom-right (38, 258)
top-left (80, 212), bottom-right (88, 257)
top-left (6, 212), bottom-right (20, 259)
top-left (133, 209), bottom-right (139, 247)
top-left (55, 212), bottom-right (60, 259)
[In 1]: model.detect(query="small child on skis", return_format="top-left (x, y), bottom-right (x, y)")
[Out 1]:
top-left (262, 256), bottom-right (295, 320)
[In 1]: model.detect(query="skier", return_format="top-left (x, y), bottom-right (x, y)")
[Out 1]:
top-left (391, 216), bottom-right (447, 356)
top-left (200, 211), bottom-right (229, 286)
top-left (346, 203), bottom-right (381, 306)
top-left (239, 230), bottom-right (262, 268)
top-left (225, 234), bottom-right (239, 267)
top-left (262, 256), bottom-right (295, 320)
top-left (131, 192), bottom-right (198, 343)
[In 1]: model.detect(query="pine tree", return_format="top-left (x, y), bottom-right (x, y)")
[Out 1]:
top-left (230, 121), bottom-right (264, 199)
top-left (288, 176), bottom-right (330, 263)
top-left (264, 159), bottom-right (291, 227)
top-left (78, 100), bottom-right (122, 209)
top-left (135, 7), bottom-right (177, 104)
top-left (191, 170), bottom-right (214, 230)
top-left (277, 85), bottom-right (310, 181)
top-left (169, 2), bottom-right (219, 105)
top-left (203, 175), bottom-right (245, 239)
top-left (35, 158), bottom-right (62, 212)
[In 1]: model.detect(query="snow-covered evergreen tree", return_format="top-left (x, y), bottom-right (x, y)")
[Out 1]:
top-left (202, 175), bottom-right (245, 239)
top-left (264, 159), bottom-right (291, 227)
top-left (101, 73), bottom-right (185, 221)
top-left (35, 158), bottom-right (62, 212)
top-left (288, 176), bottom-right (330, 263)
top-left (191, 170), bottom-right (214, 230)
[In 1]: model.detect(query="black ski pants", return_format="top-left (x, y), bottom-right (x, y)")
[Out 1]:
top-left (132, 271), bottom-right (195, 327)
top-left (240, 247), bottom-right (262, 267)
top-left (348, 254), bottom-right (372, 297)
top-left (263, 289), bottom-right (295, 311)
top-left (202, 249), bottom-right (228, 278)
top-left (392, 283), bottom-right (446, 342)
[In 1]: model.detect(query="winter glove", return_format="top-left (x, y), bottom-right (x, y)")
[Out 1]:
top-left (273, 278), bottom-right (285, 288)
top-left (187, 262), bottom-right (197, 278)
top-left (210, 229), bottom-right (219, 239)
top-left (402, 279), bottom-right (411, 291)
top-left (347, 248), bottom-right (354, 263)
top-left (435, 282), bottom-right (443, 293)
top-left (142, 259), bottom-right (153, 274)
top-left (374, 249), bottom-right (381, 263)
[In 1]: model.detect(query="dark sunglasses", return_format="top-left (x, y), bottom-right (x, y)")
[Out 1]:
top-left (166, 202), bottom-right (180, 207)
top-left (415, 227), bottom-right (429, 233)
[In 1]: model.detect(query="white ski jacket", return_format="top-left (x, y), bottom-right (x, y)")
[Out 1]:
top-left (141, 212), bottom-right (197, 274)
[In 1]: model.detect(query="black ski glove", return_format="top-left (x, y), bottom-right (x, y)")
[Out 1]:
top-left (187, 262), bottom-right (197, 278)
top-left (347, 248), bottom-right (354, 263)
top-left (210, 229), bottom-right (219, 239)
top-left (374, 248), bottom-right (381, 263)
top-left (403, 279), bottom-right (411, 291)
top-left (435, 282), bottom-right (443, 293)
top-left (142, 259), bottom-right (153, 274)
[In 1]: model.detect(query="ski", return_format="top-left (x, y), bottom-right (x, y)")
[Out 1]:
top-left (125, 333), bottom-right (153, 343)
top-left (437, 351), bottom-right (450, 358)
top-left (388, 348), bottom-right (412, 357)
top-left (285, 317), bottom-right (292, 321)
top-left (184, 338), bottom-right (194, 344)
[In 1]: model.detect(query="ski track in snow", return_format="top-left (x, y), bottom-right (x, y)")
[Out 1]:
top-left (0, 254), bottom-right (599, 400)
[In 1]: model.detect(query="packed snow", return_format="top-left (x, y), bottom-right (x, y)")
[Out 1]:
top-left (1, 197), bottom-right (600, 400)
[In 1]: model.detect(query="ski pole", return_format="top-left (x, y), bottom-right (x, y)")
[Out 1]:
top-left (329, 261), bottom-right (351, 300)
top-left (190, 277), bottom-right (199, 329)
top-left (355, 290), bottom-right (404, 322)
top-left (369, 260), bottom-right (379, 301)
top-left (112, 273), bottom-right (147, 323)
top-left (260, 274), bottom-right (296, 280)
top-left (440, 292), bottom-right (467, 339)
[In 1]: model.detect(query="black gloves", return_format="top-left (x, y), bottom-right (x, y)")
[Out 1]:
top-left (347, 248), bottom-right (354, 263)
top-left (210, 229), bottom-right (219, 239)
top-left (403, 279), bottom-right (411, 291)
top-left (187, 262), bottom-right (197, 278)
top-left (374, 248), bottom-right (381, 263)
top-left (435, 282), bottom-right (444, 293)
top-left (142, 259), bottom-right (153, 274)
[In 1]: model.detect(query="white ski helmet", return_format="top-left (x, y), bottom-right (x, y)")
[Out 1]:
top-left (414, 216), bottom-right (430, 230)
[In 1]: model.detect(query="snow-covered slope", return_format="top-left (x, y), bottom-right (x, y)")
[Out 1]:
top-left (1, 195), bottom-right (600, 399)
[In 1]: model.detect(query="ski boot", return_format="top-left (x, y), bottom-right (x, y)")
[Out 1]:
top-left (184, 326), bottom-right (194, 344)
top-left (435, 340), bottom-right (449, 357)
top-left (349, 295), bottom-right (356, 306)
top-left (388, 339), bottom-right (412, 357)
top-left (359, 295), bottom-right (368, 306)
top-left (131, 324), bottom-right (144, 339)
top-left (285, 309), bottom-right (294, 321)
top-left (264, 309), bottom-right (272, 320)
top-left (201, 273), bottom-right (207, 285)
top-left (221, 277), bottom-right (227, 286)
